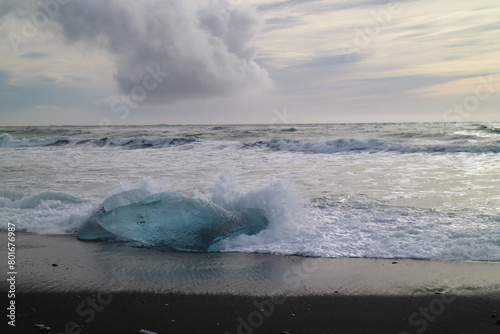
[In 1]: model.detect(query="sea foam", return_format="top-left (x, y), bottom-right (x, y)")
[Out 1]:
top-left (0, 190), bottom-right (98, 234)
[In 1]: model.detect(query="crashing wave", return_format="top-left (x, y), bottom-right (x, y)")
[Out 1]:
top-left (0, 133), bottom-right (199, 148)
top-left (248, 138), bottom-right (500, 154)
top-left (478, 124), bottom-right (500, 134)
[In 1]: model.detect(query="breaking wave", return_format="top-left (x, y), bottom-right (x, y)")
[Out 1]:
top-left (478, 124), bottom-right (500, 134)
top-left (248, 138), bottom-right (500, 154)
top-left (0, 133), bottom-right (199, 149)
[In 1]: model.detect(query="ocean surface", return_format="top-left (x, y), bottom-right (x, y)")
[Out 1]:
top-left (1, 122), bottom-right (499, 261)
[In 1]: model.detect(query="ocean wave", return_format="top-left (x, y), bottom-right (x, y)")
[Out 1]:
top-left (478, 124), bottom-right (500, 134)
top-left (0, 190), bottom-right (98, 234)
top-left (248, 138), bottom-right (500, 154)
top-left (0, 190), bottom-right (84, 209)
top-left (0, 133), bottom-right (200, 149)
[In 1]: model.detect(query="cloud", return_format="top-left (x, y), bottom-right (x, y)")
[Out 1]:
top-left (21, 52), bottom-right (49, 59)
top-left (1, 0), bottom-right (499, 124)
top-left (24, 0), bottom-right (273, 104)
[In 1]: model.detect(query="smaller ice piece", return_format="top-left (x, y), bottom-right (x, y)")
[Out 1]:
top-left (78, 191), bottom-right (269, 251)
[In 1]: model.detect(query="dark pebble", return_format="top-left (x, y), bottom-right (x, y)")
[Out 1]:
top-left (51, 264), bottom-right (58, 267)
top-left (392, 261), bottom-right (398, 264)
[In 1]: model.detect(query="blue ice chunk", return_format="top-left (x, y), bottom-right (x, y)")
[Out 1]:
top-left (102, 189), bottom-right (152, 211)
top-left (77, 189), bottom-right (152, 240)
top-left (78, 191), bottom-right (268, 251)
top-left (77, 215), bottom-right (117, 240)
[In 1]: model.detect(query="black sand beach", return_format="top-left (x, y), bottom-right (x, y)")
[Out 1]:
top-left (4, 233), bottom-right (500, 333)
top-left (14, 292), bottom-right (500, 334)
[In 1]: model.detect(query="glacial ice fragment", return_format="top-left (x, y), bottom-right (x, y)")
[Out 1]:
top-left (77, 189), bottom-right (152, 241)
top-left (77, 191), bottom-right (269, 251)
top-left (77, 216), bottom-right (116, 240)
top-left (102, 189), bottom-right (152, 211)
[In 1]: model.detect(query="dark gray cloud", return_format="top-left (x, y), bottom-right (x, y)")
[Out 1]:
top-left (29, 0), bottom-right (273, 103)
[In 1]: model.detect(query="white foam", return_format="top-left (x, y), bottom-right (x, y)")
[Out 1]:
top-left (201, 174), bottom-right (500, 261)
top-left (211, 171), bottom-right (308, 228)
top-left (220, 205), bottom-right (500, 261)
top-left (0, 191), bottom-right (99, 234)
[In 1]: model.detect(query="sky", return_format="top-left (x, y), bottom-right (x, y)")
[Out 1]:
top-left (0, 0), bottom-right (499, 125)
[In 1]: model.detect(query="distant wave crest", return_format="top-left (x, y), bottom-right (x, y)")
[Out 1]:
top-left (0, 133), bottom-right (199, 148)
top-left (249, 138), bottom-right (500, 154)
top-left (478, 124), bottom-right (500, 134)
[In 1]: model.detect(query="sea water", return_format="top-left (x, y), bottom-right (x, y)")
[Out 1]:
top-left (1, 123), bottom-right (499, 260)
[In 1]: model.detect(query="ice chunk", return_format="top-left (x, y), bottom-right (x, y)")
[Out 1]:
top-left (77, 189), bottom-right (152, 240)
top-left (102, 189), bottom-right (152, 211)
top-left (77, 216), bottom-right (116, 240)
top-left (78, 191), bottom-right (269, 251)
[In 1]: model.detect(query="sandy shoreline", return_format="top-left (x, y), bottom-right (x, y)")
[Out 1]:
top-left (4, 232), bottom-right (500, 295)
top-left (3, 232), bottom-right (500, 333)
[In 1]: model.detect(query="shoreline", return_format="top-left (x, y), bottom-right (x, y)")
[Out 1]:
top-left (3, 232), bottom-right (500, 333)
top-left (3, 232), bottom-right (499, 296)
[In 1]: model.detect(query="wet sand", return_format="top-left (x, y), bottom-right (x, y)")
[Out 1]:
top-left (3, 233), bottom-right (500, 333)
